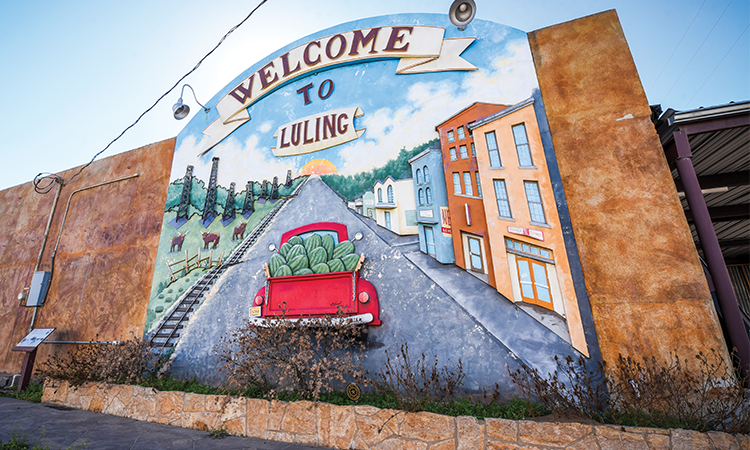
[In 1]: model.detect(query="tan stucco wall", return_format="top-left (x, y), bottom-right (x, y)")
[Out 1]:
top-left (528, 11), bottom-right (728, 366)
top-left (0, 138), bottom-right (174, 374)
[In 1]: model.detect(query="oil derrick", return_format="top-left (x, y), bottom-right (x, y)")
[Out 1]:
top-left (202, 157), bottom-right (220, 226)
top-left (270, 176), bottom-right (279, 200)
top-left (222, 182), bottom-right (236, 226)
top-left (284, 169), bottom-right (292, 188)
top-left (242, 181), bottom-right (254, 217)
top-left (176, 165), bottom-right (193, 222)
top-left (260, 179), bottom-right (268, 199)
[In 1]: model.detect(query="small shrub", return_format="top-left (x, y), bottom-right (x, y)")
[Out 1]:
top-left (214, 307), bottom-right (366, 400)
top-left (372, 343), bottom-right (465, 411)
top-left (509, 349), bottom-right (750, 433)
top-left (154, 306), bottom-right (164, 313)
top-left (38, 336), bottom-right (170, 386)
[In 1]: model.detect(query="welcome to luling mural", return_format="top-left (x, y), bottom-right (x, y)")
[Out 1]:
top-left (145, 13), bottom-right (597, 391)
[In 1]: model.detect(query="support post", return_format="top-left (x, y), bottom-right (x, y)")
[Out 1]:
top-left (673, 130), bottom-right (750, 381)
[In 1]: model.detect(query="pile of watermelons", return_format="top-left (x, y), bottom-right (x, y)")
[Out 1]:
top-left (267, 233), bottom-right (362, 277)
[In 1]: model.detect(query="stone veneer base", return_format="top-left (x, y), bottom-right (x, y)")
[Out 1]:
top-left (42, 380), bottom-right (748, 449)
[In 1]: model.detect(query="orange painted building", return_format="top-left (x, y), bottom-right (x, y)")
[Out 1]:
top-left (435, 103), bottom-right (507, 287)
top-left (470, 98), bottom-right (587, 354)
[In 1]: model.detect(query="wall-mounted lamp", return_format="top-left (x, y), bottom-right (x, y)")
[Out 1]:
top-left (173, 84), bottom-right (210, 120)
top-left (449, 0), bottom-right (477, 31)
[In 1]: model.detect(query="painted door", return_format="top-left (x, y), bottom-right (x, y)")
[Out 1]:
top-left (516, 257), bottom-right (553, 308)
top-left (385, 211), bottom-right (392, 230)
top-left (425, 226), bottom-right (436, 256)
top-left (467, 236), bottom-right (484, 273)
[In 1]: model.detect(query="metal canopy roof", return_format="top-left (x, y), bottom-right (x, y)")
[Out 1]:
top-left (657, 101), bottom-right (750, 266)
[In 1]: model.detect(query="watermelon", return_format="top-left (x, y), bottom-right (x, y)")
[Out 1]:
top-left (274, 264), bottom-right (293, 277)
top-left (321, 234), bottom-right (335, 259)
top-left (311, 262), bottom-right (330, 274)
top-left (287, 235), bottom-right (304, 246)
top-left (279, 242), bottom-right (292, 258)
top-left (294, 268), bottom-right (313, 276)
top-left (332, 240), bottom-right (355, 259)
top-left (269, 254), bottom-right (287, 276)
top-left (308, 247), bottom-right (328, 267)
top-left (287, 243), bottom-right (306, 260)
top-left (328, 258), bottom-right (345, 273)
top-left (304, 233), bottom-right (322, 252)
top-left (342, 253), bottom-right (360, 271)
top-left (288, 254), bottom-right (309, 272)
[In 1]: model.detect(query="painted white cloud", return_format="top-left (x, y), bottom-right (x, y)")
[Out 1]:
top-left (172, 133), bottom-right (297, 188)
top-left (338, 39), bottom-right (538, 176)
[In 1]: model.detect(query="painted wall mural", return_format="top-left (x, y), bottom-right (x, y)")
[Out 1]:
top-left (146, 13), bottom-right (595, 391)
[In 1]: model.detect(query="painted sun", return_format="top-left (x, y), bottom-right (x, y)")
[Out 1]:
top-left (298, 159), bottom-right (338, 176)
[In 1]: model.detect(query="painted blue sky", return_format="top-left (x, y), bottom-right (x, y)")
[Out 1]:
top-left (173, 15), bottom-right (536, 185)
top-left (1, 0), bottom-right (748, 191)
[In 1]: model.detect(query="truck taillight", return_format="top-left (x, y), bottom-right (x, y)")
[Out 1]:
top-left (358, 291), bottom-right (370, 303)
top-left (254, 295), bottom-right (264, 306)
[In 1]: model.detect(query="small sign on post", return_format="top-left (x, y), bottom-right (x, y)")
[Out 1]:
top-left (12, 328), bottom-right (55, 393)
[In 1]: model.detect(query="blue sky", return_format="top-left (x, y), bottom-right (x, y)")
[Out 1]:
top-left (1, 0), bottom-right (748, 191)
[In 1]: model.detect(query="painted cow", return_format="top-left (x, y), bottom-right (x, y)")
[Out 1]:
top-left (202, 232), bottom-right (220, 249)
top-left (170, 232), bottom-right (187, 252)
top-left (233, 222), bottom-right (247, 241)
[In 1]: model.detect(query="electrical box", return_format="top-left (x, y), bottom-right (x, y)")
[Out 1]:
top-left (26, 271), bottom-right (51, 307)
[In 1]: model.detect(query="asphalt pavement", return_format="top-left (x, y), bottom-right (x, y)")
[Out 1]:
top-left (0, 397), bottom-right (333, 450)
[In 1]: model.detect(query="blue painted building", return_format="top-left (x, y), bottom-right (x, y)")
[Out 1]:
top-left (409, 146), bottom-right (455, 264)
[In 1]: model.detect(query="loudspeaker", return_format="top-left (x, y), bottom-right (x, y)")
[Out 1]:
top-left (449, 0), bottom-right (476, 31)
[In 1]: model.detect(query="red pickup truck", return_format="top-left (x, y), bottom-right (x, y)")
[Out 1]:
top-left (250, 222), bottom-right (381, 326)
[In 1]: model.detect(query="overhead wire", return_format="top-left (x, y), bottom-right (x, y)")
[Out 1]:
top-left (648, 0), bottom-right (707, 93)
top-left (686, 25), bottom-right (749, 106)
top-left (38, 0), bottom-right (269, 192)
top-left (662, 0), bottom-right (735, 105)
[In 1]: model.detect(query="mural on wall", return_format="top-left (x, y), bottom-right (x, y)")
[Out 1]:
top-left (146, 13), bottom-right (595, 391)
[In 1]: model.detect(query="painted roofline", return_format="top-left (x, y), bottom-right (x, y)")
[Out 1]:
top-left (434, 101), bottom-right (507, 130)
top-left (408, 147), bottom-right (441, 164)
top-left (468, 97), bottom-right (535, 130)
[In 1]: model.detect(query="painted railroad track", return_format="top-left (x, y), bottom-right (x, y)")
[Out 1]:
top-left (149, 179), bottom-right (306, 348)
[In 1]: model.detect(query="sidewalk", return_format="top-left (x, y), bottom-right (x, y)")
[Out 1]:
top-left (0, 397), bottom-right (332, 450)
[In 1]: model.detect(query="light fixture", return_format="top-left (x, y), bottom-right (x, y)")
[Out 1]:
top-left (449, 0), bottom-right (476, 31)
top-left (173, 84), bottom-right (210, 120)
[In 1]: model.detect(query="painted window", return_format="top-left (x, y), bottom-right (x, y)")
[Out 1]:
top-left (425, 226), bottom-right (436, 256)
top-left (387, 185), bottom-right (394, 203)
top-left (486, 132), bottom-right (501, 167)
top-left (505, 238), bottom-right (552, 259)
top-left (377, 188), bottom-right (382, 203)
top-left (423, 166), bottom-right (430, 183)
top-left (471, 142), bottom-right (475, 157)
top-left (416, 168), bottom-right (422, 184)
top-left (459, 145), bottom-right (468, 159)
top-left (475, 172), bottom-right (482, 198)
top-left (453, 173), bottom-right (461, 194)
top-left (463, 172), bottom-right (473, 196)
top-left (447, 130), bottom-right (455, 142)
top-left (513, 124), bottom-right (533, 166)
top-left (385, 211), bottom-right (392, 230)
top-left (368, 210), bottom-right (373, 218)
top-left (494, 180), bottom-right (512, 218)
top-left (457, 126), bottom-right (466, 140)
top-left (418, 188), bottom-right (425, 205)
top-left (524, 181), bottom-right (546, 224)
top-left (426, 187), bottom-right (432, 204)
top-left (450, 147), bottom-right (457, 161)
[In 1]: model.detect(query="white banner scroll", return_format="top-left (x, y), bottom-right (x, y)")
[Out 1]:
top-left (271, 107), bottom-right (365, 157)
top-left (195, 26), bottom-right (476, 157)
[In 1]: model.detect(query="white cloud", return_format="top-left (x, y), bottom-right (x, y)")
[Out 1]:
top-left (258, 121), bottom-right (273, 133)
top-left (338, 38), bottom-right (538, 176)
top-left (173, 133), bottom-right (297, 187)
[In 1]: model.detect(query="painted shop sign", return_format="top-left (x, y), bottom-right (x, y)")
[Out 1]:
top-left (440, 207), bottom-right (452, 236)
top-left (272, 107), bottom-right (365, 157)
top-left (419, 209), bottom-right (434, 218)
top-left (507, 226), bottom-right (544, 241)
